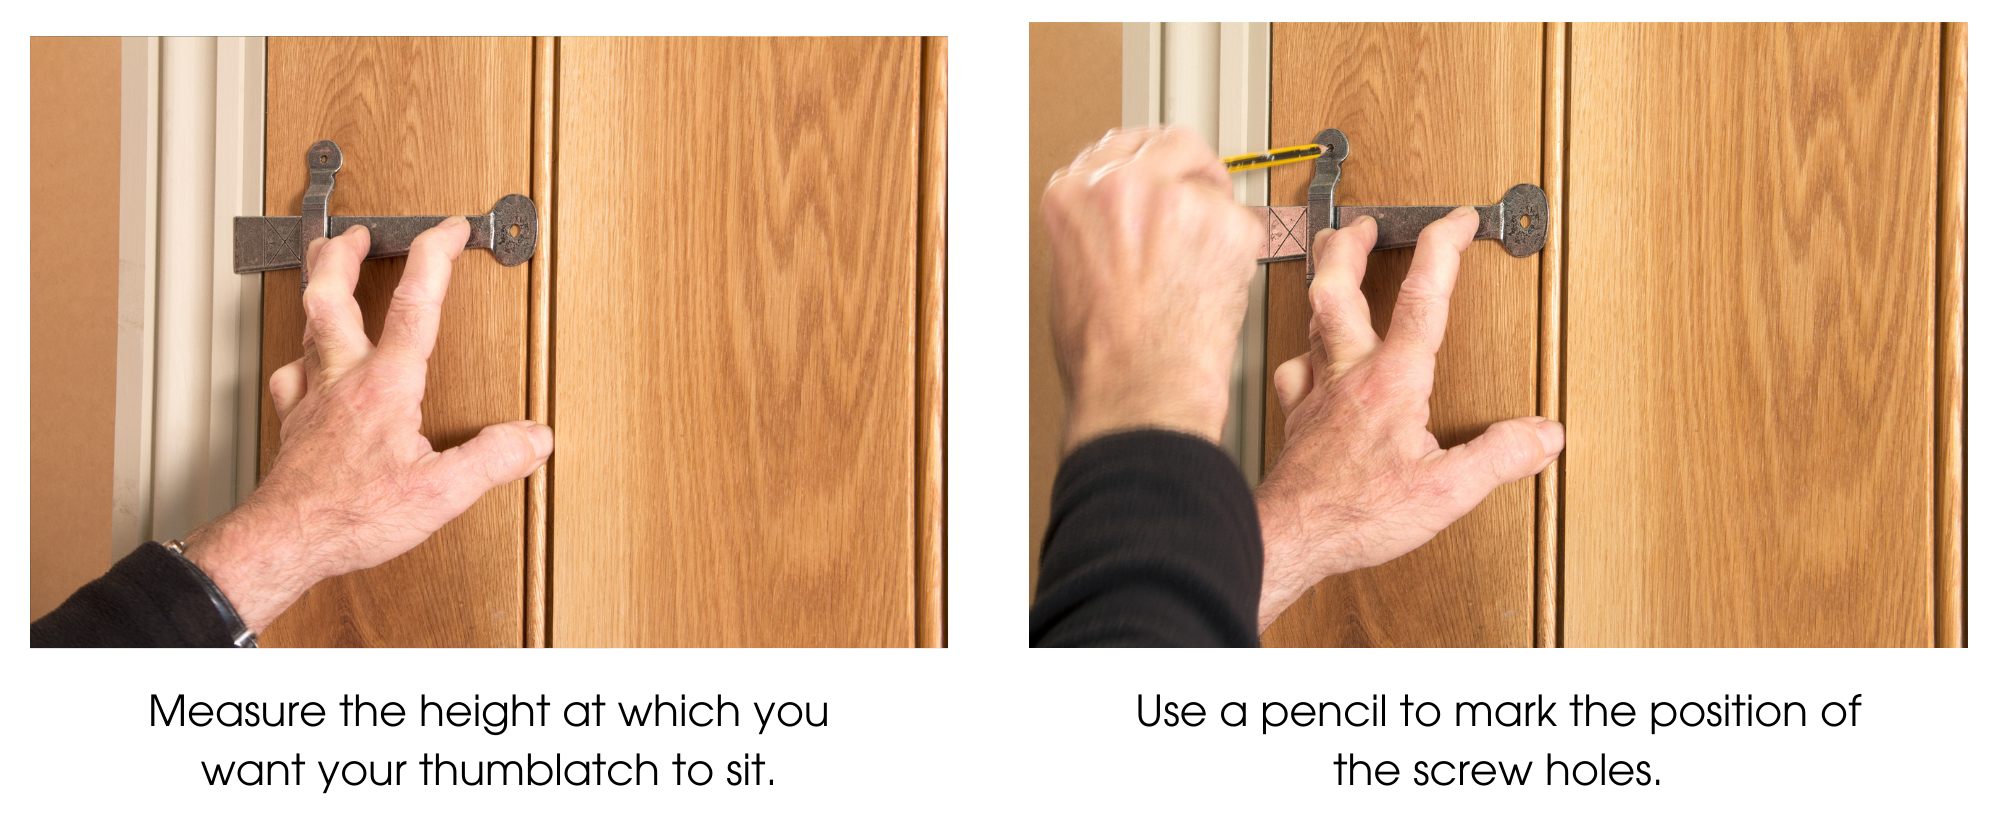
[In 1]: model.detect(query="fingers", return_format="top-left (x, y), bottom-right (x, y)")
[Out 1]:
top-left (301, 225), bottom-right (374, 377)
top-left (377, 216), bottom-right (470, 372)
top-left (1432, 416), bottom-right (1565, 511)
top-left (1382, 206), bottom-right (1478, 364)
top-left (1305, 219), bottom-right (1381, 377)
top-left (1273, 353), bottom-right (1312, 417)
top-left (433, 420), bottom-right (555, 509)
top-left (1050, 126), bottom-right (1230, 194)
top-left (1049, 127), bottom-right (1144, 185)
top-left (1048, 128), bottom-right (1116, 185)
top-left (1140, 126), bottom-right (1232, 192)
top-left (269, 359), bottom-right (305, 419)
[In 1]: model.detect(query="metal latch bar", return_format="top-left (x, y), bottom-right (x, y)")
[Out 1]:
top-left (233, 140), bottom-right (539, 279)
top-left (1251, 129), bottom-right (1548, 280)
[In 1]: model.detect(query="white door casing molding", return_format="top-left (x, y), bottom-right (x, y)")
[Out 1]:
top-left (151, 36), bottom-right (220, 542)
top-left (215, 37), bottom-right (265, 517)
top-left (114, 37), bottom-right (160, 557)
top-left (114, 36), bottom-right (264, 552)
top-left (1122, 22), bottom-right (1271, 483)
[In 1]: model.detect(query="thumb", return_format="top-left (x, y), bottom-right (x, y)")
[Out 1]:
top-left (269, 359), bottom-right (306, 419)
top-left (1431, 416), bottom-right (1563, 511)
top-left (432, 420), bottom-right (554, 508)
top-left (1272, 353), bottom-right (1312, 417)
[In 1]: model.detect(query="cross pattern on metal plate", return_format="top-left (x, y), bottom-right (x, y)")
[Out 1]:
top-left (1258, 206), bottom-right (1310, 263)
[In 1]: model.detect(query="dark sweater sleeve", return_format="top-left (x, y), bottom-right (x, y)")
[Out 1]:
top-left (31, 543), bottom-right (237, 648)
top-left (1031, 430), bottom-right (1263, 647)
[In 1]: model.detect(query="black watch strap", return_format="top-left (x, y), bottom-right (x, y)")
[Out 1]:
top-left (161, 540), bottom-right (259, 648)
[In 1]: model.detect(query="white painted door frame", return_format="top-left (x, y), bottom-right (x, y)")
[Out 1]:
top-left (1123, 22), bottom-right (1271, 483)
top-left (113, 36), bottom-right (265, 553)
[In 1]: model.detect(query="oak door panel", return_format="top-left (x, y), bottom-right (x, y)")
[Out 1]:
top-left (551, 38), bottom-right (919, 647)
top-left (1563, 23), bottom-right (1937, 646)
top-left (1261, 23), bottom-right (1543, 647)
top-left (259, 37), bottom-right (533, 647)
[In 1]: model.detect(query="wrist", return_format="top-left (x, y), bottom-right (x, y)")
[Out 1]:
top-left (1255, 491), bottom-right (1304, 631)
top-left (182, 498), bottom-right (322, 634)
top-left (1063, 368), bottom-right (1229, 454)
top-left (1253, 486), bottom-right (1351, 632)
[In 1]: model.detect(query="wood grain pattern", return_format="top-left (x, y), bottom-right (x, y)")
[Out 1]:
top-left (525, 35), bottom-right (556, 648)
top-left (1563, 24), bottom-right (1936, 647)
top-left (1936, 22), bottom-right (1966, 648)
top-left (551, 38), bottom-right (919, 647)
top-left (258, 37), bottom-right (533, 647)
top-left (1261, 23), bottom-right (1543, 647)
top-left (916, 36), bottom-right (948, 648)
top-left (30, 37), bottom-right (122, 619)
top-left (1537, 22), bottom-right (1567, 648)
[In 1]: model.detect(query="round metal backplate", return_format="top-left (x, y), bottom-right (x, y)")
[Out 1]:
top-left (488, 194), bottom-right (539, 266)
top-left (1501, 183), bottom-right (1548, 258)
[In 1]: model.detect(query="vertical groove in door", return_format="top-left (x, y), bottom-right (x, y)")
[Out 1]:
top-left (915, 36), bottom-right (948, 648)
top-left (1534, 22), bottom-right (1567, 649)
top-left (1552, 17), bottom-right (1568, 647)
top-left (525, 35), bottom-right (557, 648)
top-left (1935, 22), bottom-right (1966, 648)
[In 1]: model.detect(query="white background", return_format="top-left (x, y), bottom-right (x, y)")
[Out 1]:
top-left (5, 3), bottom-right (1994, 831)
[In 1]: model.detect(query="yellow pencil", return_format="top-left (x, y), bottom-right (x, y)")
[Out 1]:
top-left (1222, 143), bottom-right (1327, 172)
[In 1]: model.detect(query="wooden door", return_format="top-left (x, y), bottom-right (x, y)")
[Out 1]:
top-left (549, 37), bottom-right (938, 647)
top-left (1260, 23), bottom-right (1545, 647)
top-left (258, 37), bottom-right (534, 647)
top-left (256, 37), bottom-right (944, 647)
top-left (1562, 23), bottom-right (1953, 647)
top-left (1257, 23), bottom-right (1964, 647)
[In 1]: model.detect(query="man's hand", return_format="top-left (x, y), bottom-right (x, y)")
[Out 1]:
top-left (182, 218), bottom-right (553, 633)
top-left (1255, 208), bottom-right (1563, 631)
top-left (1043, 126), bottom-right (1264, 451)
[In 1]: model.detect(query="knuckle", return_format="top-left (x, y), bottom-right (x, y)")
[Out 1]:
top-left (389, 282), bottom-right (443, 317)
top-left (1398, 269), bottom-right (1442, 300)
top-left (1040, 181), bottom-right (1072, 213)
top-left (1395, 290), bottom-right (1443, 326)
top-left (1091, 160), bottom-right (1137, 192)
top-left (485, 424), bottom-right (536, 474)
top-left (301, 290), bottom-right (351, 331)
top-left (1487, 423), bottom-right (1541, 478)
top-left (301, 288), bottom-right (333, 320)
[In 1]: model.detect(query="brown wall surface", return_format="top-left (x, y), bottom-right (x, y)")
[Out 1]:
top-left (31, 37), bottom-right (123, 619)
top-left (1028, 23), bottom-right (1122, 598)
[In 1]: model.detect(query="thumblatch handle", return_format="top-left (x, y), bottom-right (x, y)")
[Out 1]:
top-left (232, 140), bottom-right (539, 283)
top-left (1254, 128), bottom-right (1548, 281)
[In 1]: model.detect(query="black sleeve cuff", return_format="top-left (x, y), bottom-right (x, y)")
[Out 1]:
top-left (1031, 429), bottom-right (1264, 647)
top-left (31, 543), bottom-right (240, 648)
